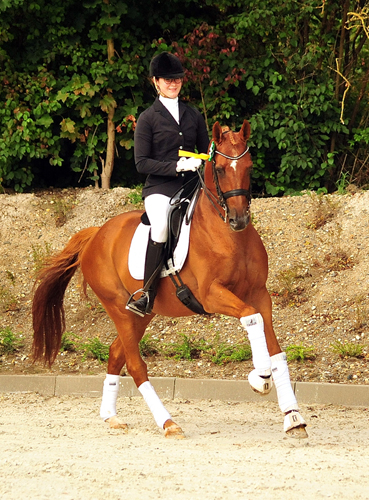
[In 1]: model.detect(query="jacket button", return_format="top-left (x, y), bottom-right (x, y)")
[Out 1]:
top-left (179, 132), bottom-right (183, 136)
top-left (179, 146), bottom-right (183, 149)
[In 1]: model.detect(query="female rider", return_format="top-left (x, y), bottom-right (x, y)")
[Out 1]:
top-left (126, 52), bottom-right (209, 316)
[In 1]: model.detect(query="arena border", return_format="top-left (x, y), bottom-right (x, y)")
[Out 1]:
top-left (0, 375), bottom-right (368, 407)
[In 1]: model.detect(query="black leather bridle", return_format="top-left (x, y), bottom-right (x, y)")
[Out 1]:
top-left (198, 144), bottom-right (252, 223)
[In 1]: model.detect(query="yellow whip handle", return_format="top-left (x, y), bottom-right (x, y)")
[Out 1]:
top-left (178, 150), bottom-right (210, 161)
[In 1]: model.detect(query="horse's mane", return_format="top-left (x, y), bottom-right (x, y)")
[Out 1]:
top-left (221, 125), bottom-right (237, 146)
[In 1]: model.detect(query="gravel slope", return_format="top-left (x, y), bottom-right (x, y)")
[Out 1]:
top-left (0, 187), bottom-right (368, 385)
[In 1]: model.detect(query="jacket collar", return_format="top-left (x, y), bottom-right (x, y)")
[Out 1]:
top-left (153, 97), bottom-right (186, 124)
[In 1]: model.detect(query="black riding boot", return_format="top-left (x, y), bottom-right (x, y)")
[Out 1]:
top-left (126, 238), bottom-right (165, 317)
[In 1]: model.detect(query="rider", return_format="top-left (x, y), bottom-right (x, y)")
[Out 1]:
top-left (126, 51), bottom-right (209, 317)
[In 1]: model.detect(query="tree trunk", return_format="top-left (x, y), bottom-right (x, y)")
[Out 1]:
top-left (100, 2), bottom-right (115, 190)
top-left (101, 100), bottom-right (116, 189)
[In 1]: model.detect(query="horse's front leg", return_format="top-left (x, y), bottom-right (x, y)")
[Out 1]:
top-left (250, 287), bottom-right (308, 438)
top-left (203, 282), bottom-right (307, 438)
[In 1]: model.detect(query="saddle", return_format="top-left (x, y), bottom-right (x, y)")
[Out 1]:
top-left (129, 179), bottom-right (209, 315)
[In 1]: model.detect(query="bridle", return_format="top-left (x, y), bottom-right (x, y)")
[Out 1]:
top-left (198, 143), bottom-right (252, 223)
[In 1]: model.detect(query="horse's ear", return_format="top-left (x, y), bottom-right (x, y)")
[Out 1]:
top-left (212, 121), bottom-right (223, 144)
top-left (239, 120), bottom-right (251, 143)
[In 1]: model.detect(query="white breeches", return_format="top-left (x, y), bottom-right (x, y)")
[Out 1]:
top-left (144, 194), bottom-right (172, 243)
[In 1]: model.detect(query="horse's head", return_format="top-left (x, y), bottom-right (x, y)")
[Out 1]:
top-left (205, 120), bottom-right (252, 232)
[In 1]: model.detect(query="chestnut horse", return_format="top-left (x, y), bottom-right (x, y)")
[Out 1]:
top-left (32, 120), bottom-right (307, 439)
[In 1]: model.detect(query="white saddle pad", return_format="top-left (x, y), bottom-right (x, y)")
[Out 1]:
top-left (128, 219), bottom-right (191, 280)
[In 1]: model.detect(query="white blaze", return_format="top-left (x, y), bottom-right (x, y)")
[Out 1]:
top-left (230, 159), bottom-right (238, 170)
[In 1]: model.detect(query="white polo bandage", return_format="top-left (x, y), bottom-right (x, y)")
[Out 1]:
top-left (240, 313), bottom-right (271, 375)
top-left (271, 352), bottom-right (299, 413)
top-left (138, 381), bottom-right (172, 429)
top-left (100, 374), bottom-right (120, 421)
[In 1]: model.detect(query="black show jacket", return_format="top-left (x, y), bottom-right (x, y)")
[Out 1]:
top-left (134, 98), bottom-right (209, 198)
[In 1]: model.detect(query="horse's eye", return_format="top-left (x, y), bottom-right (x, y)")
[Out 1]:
top-left (215, 166), bottom-right (225, 176)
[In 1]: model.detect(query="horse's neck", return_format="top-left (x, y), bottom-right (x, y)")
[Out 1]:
top-left (194, 189), bottom-right (229, 234)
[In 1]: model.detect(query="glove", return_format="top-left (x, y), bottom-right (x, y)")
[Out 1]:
top-left (176, 157), bottom-right (202, 172)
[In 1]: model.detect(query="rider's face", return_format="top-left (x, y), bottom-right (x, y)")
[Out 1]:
top-left (155, 77), bottom-right (182, 98)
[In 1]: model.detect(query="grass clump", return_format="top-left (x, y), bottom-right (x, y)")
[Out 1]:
top-left (307, 193), bottom-right (340, 230)
top-left (0, 328), bottom-right (24, 354)
top-left (0, 285), bottom-right (18, 312)
top-left (164, 333), bottom-right (209, 361)
top-left (313, 223), bottom-right (355, 272)
top-left (286, 344), bottom-right (316, 362)
top-left (51, 196), bottom-right (77, 227)
top-left (210, 342), bottom-right (252, 365)
top-left (139, 333), bottom-right (161, 357)
top-left (60, 332), bottom-right (80, 353)
top-left (273, 264), bottom-right (309, 307)
top-left (32, 242), bottom-right (52, 274)
top-left (80, 337), bottom-right (110, 362)
top-left (331, 340), bottom-right (365, 358)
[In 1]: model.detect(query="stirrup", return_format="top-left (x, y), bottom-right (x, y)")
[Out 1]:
top-left (126, 289), bottom-right (150, 317)
top-left (248, 369), bottom-right (273, 395)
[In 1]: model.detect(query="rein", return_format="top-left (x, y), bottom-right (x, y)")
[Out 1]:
top-left (198, 145), bottom-right (251, 223)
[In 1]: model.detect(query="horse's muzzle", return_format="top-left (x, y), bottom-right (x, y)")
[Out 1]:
top-left (229, 210), bottom-right (250, 232)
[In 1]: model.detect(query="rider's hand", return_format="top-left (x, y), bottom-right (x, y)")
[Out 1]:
top-left (176, 157), bottom-right (202, 172)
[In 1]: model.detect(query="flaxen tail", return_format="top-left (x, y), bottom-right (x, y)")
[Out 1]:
top-left (32, 227), bottom-right (99, 365)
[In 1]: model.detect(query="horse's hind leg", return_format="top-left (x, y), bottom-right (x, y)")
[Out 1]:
top-left (100, 336), bottom-right (128, 430)
top-left (102, 301), bottom-right (184, 439)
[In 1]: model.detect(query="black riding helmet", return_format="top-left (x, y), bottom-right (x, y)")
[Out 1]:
top-left (149, 52), bottom-right (185, 79)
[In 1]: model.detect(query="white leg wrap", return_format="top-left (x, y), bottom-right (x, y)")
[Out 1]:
top-left (241, 314), bottom-right (272, 395)
top-left (240, 314), bottom-right (271, 374)
top-left (271, 352), bottom-right (299, 413)
top-left (100, 374), bottom-right (120, 421)
top-left (138, 381), bottom-right (172, 429)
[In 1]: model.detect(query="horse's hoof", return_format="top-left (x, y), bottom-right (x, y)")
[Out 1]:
top-left (248, 369), bottom-right (273, 395)
top-left (284, 411), bottom-right (308, 439)
top-left (164, 422), bottom-right (185, 439)
top-left (286, 425), bottom-right (308, 439)
top-left (106, 416), bottom-right (128, 431)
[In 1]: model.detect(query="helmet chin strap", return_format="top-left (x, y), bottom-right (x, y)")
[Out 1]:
top-left (153, 78), bottom-right (176, 99)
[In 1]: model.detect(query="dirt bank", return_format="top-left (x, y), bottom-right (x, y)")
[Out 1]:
top-left (1, 187), bottom-right (369, 384)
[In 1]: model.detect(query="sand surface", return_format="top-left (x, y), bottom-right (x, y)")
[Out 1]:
top-left (1, 392), bottom-right (369, 499)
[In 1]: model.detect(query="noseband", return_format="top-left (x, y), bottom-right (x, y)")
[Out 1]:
top-left (200, 144), bottom-right (251, 223)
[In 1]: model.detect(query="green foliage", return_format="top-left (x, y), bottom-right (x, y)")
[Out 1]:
top-left (60, 331), bottom-right (79, 353)
top-left (0, 0), bottom-right (368, 192)
top-left (80, 337), bottom-right (110, 362)
top-left (139, 333), bottom-right (161, 357)
top-left (286, 344), bottom-right (316, 362)
top-left (127, 184), bottom-right (143, 205)
top-left (331, 340), bottom-right (365, 359)
top-left (164, 333), bottom-right (209, 361)
top-left (210, 341), bottom-right (252, 365)
top-left (0, 327), bottom-right (23, 354)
